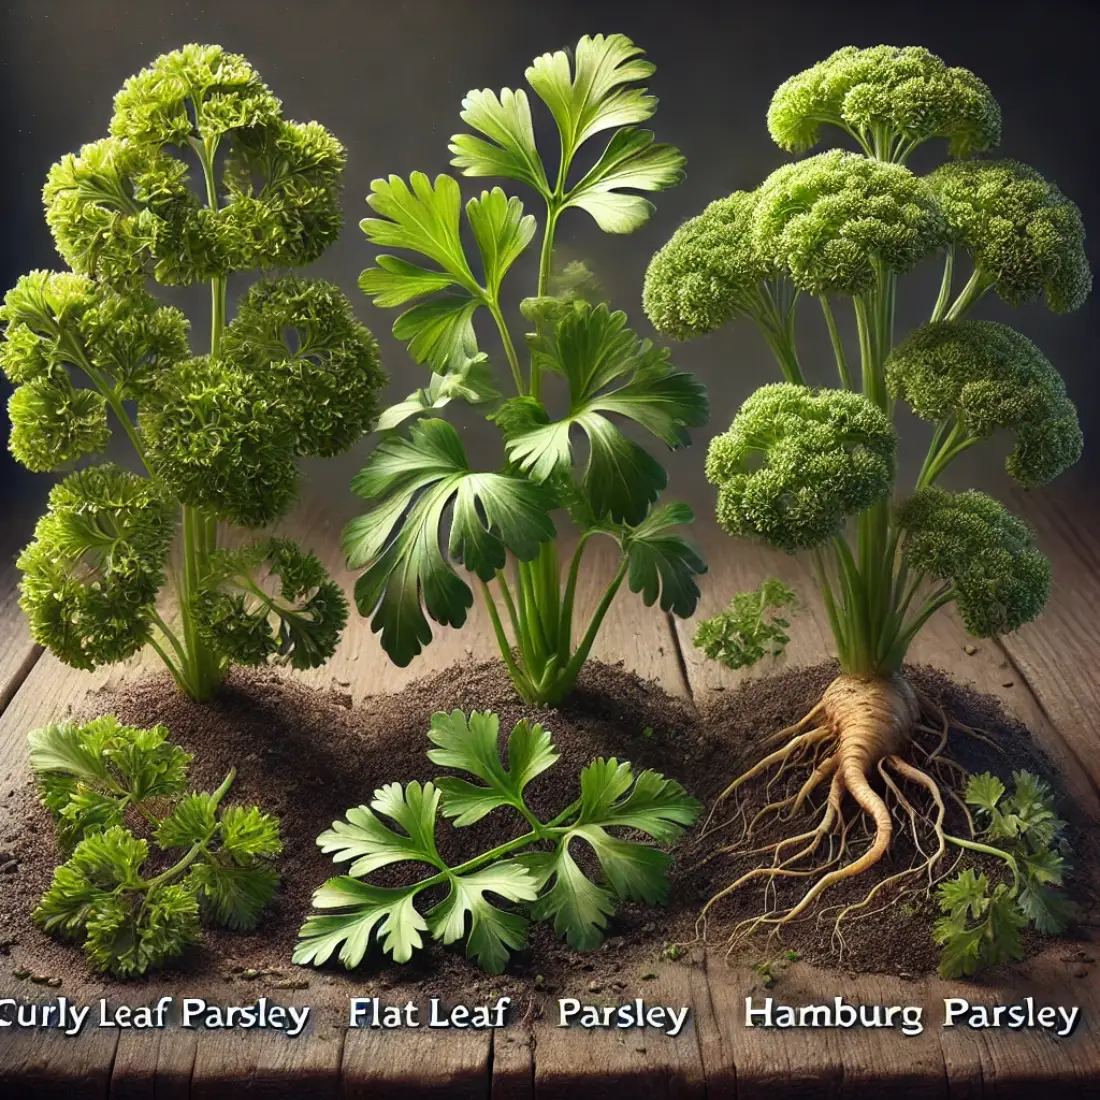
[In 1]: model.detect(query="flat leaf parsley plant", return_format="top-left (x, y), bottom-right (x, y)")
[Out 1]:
top-left (344, 33), bottom-right (708, 705)
top-left (295, 710), bottom-right (700, 974)
top-left (1, 45), bottom-right (387, 701)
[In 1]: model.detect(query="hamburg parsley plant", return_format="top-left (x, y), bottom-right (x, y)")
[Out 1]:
top-left (343, 33), bottom-right (708, 705)
top-left (1, 45), bottom-right (387, 701)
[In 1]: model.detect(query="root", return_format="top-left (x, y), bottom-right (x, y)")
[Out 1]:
top-left (695, 670), bottom-right (998, 960)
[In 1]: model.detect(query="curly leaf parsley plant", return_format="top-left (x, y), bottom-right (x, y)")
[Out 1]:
top-left (644, 46), bottom-right (1088, 957)
top-left (1, 45), bottom-right (387, 701)
top-left (295, 709), bottom-right (700, 974)
top-left (29, 716), bottom-right (281, 977)
top-left (343, 33), bottom-right (708, 705)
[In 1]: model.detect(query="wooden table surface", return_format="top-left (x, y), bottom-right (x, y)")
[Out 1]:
top-left (1, 488), bottom-right (1098, 1097)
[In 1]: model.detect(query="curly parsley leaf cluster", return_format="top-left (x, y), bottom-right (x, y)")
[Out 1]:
top-left (295, 710), bottom-right (700, 973)
top-left (29, 717), bottom-right (281, 977)
top-left (706, 384), bottom-right (896, 553)
top-left (936, 770), bottom-right (1071, 978)
top-left (768, 45), bottom-right (1001, 162)
top-left (3, 45), bottom-right (387, 700)
top-left (693, 577), bottom-right (798, 670)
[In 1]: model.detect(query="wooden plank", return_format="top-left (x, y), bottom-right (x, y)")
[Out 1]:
top-left (695, 946), bottom-right (1100, 1095)
top-left (530, 957), bottom-right (706, 1100)
top-left (995, 489), bottom-right (1100, 800)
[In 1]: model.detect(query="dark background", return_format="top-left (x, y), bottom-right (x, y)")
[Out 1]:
top-left (2, 0), bottom-right (1097, 547)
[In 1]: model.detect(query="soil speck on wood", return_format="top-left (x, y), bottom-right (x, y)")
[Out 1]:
top-left (1, 659), bottom-right (1094, 998)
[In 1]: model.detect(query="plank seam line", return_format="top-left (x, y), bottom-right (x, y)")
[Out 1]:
top-left (699, 950), bottom-right (732, 1100)
top-left (101, 1028), bottom-right (122, 1100)
top-left (0, 643), bottom-right (44, 717)
top-left (993, 636), bottom-right (1100, 805)
top-left (486, 1025), bottom-right (494, 1100)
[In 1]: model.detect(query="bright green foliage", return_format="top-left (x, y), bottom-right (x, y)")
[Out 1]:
top-left (648, 45), bottom-right (1087, 679)
top-left (752, 151), bottom-right (945, 297)
top-left (897, 489), bottom-right (1050, 637)
top-left (888, 321), bottom-right (1082, 487)
top-left (193, 538), bottom-right (348, 670)
top-left (767, 45), bottom-right (1001, 162)
top-left (643, 191), bottom-right (777, 337)
top-left (29, 716), bottom-right (191, 850)
top-left (936, 770), bottom-right (1071, 977)
top-left (17, 465), bottom-right (176, 671)
top-left (928, 159), bottom-right (1092, 313)
top-left (706, 384), bottom-right (896, 553)
top-left (348, 33), bottom-right (705, 705)
top-left (504, 300), bottom-right (707, 525)
top-left (30, 717), bottom-right (281, 976)
top-left (450, 33), bottom-right (684, 234)
top-left (3, 46), bottom-right (387, 701)
top-left (294, 710), bottom-right (700, 973)
top-left (693, 578), bottom-right (798, 670)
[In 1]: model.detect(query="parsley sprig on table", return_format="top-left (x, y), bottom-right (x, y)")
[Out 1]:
top-left (29, 716), bottom-right (281, 977)
top-left (936, 769), bottom-right (1072, 977)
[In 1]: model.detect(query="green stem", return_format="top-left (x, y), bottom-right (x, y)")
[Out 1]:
top-left (945, 268), bottom-right (992, 322)
top-left (819, 295), bottom-right (852, 389)
top-left (931, 246), bottom-right (955, 323)
top-left (558, 532), bottom-right (593, 664)
top-left (480, 581), bottom-right (537, 702)
top-left (139, 769), bottom-right (236, 892)
top-left (945, 834), bottom-right (1020, 891)
top-left (553, 558), bottom-right (629, 701)
top-left (488, 300), bottom-right (526, 396)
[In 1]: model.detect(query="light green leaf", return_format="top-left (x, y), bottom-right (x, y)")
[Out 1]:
top-left (466, 188), bottom-right (537, 295)
top-left (376, 354), bottom-right (501, 432)
top-left (358, 255), bottom-right (459, 307)
top-left (564, 128), bottom-right (685, 233)
top-left (428, 710), bottom-right (559, 825)
top-left (28, 721), bottom-right (114, 786)
top-left (362, 173), bottom-right (478, 289)
top-left (316, 781), bottom-right (444, 877)
top-left (155, 793), bottom-right (217, 849)
top-left (391, 295), bottom-right (480, 372)
top-left (507, 301), bottom-right (707, 525)
top-left (187, 861), bottom-right (279, 932)
top-left (622, 501), bottom-right (706, 618)
top-left (525, 34), bottom-right (657, 154)
top-left (345, 419), bottom-right (557, 666)
top-left (217, 804), bottom-right (283, 860)
top-left (360, 174), bottom-right (534, 372)
top-left (577, 757), bottom-right (701, 843)
top-left (569, 825), bottom-right (671, 904)
top-left (965, 773), bottom-right (1006, 815)
top-left (294, 877), bottom-right (428, 967)
top-left (522, 844), bottom-right (617, 951)
top-left (449, 88), bottom-right (550, 195)
top-left (427, 862), bottom-right (538, 973)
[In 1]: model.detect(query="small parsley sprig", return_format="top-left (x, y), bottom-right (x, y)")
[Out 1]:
top-left (30, 717), bottom-right (282, 977)
top-left (294, 709), bottom-right (700, 974)
top-left (693, 577), bottom-right (798, 670)
top-left (936, 769), bottom-right (1072, 978)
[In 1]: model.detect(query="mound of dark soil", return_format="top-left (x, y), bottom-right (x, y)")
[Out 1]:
top-left (1, 659), bottom-right (1094, 999)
